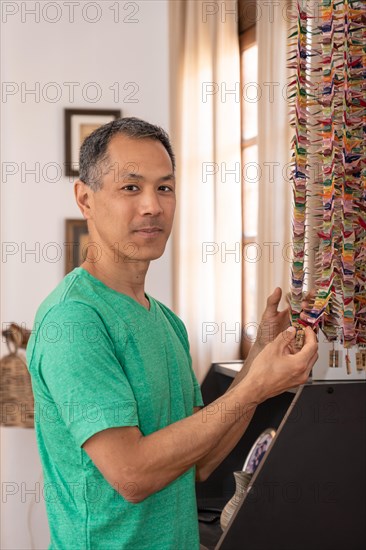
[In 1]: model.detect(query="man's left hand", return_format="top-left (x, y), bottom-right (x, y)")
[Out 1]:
top-left (256, 288), bottom-right (290, 348)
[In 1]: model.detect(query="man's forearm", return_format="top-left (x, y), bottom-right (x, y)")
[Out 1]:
top-left (135, 381), bottom-right (261, 496)
top-left (99, 379), bottom-right (263, 502)
top-left (138, 341), bottom-right (264, 489)
top-left (195, 400), bottom-right (257, 480)
top-left (194, 340), bottom-right (264, 479)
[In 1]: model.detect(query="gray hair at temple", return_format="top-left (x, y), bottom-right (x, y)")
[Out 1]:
top-left (78, 117), bottom-right (176, 192)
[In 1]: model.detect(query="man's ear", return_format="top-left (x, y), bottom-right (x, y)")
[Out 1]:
top-left (74, 180), bottom-right (93, 220)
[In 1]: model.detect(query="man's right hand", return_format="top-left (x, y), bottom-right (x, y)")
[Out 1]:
top-left (245, 326), bottom-right (318, 402)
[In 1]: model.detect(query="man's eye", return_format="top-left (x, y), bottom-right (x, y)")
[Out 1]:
top-left (121, 185), bottom-right (139, 191)
top-left (159, 185), bottom-right (174, 192)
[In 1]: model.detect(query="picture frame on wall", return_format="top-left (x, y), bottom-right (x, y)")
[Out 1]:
top-left (65, 219), bottom-right (89, 274)
top-left (64, 108), bottom-right (121, 177)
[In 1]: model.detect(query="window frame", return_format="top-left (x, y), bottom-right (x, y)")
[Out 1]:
top-left (240, 24), bottom-right (257, 358)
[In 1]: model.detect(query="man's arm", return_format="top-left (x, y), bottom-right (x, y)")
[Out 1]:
top-left (191, 290), bottom-right (291, 480)
top-left (192, 340), bottom-right (264, 480)
top-left (83, 327), bottom-right (318, 502)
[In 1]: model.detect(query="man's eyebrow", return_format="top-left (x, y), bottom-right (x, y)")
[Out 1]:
top-left (159, 174), bottom-right (175, 182)
top-left (118, 172), bottom-right (144, 180)
top-left (117, 172), bottom-right (175, 182)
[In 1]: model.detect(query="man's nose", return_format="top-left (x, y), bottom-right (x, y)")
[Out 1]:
top-left (139, 189), bottom-right (163, 216)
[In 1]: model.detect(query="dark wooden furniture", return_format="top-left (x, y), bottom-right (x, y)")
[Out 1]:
top-left (197, 363), bottom-right (366, 550)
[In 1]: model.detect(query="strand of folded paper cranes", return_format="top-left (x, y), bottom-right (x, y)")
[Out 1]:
top-left (288, 0), bottom-right (365, 361)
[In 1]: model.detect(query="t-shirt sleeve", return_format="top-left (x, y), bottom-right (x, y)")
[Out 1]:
top-left (191, 363), bottom-right (204, 408)
top-left (30, 301), bottom-right (139, 447)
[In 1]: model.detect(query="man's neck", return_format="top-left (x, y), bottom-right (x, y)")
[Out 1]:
top-left (80, 255), bottom-right (150, 310)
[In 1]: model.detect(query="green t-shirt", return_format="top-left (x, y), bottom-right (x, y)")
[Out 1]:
top-left (26, 267), bottom-right (204, 550)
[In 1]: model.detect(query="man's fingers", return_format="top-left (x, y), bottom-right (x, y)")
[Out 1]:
top-left (278, 308), bottom-right (291, 324)
top-left (265, 287), bottom-right (282, 313)
top-left (297, 326), bottom-right (318, 359)
top-left (276, 326), bottom-right (297, 349)
top-left (304, 325), bottom-right (318, 343)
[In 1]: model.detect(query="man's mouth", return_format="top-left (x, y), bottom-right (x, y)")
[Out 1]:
top-left (134, 227), bottom-right (163, 237)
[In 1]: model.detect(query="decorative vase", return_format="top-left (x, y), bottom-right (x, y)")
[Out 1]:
top-left (220, 471), bottom-right (252, 531)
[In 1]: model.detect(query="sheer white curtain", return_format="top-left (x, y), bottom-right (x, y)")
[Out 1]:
top-left (169, 1), bottom-right (242, 382)
top-left (256, 1), bottom-right (293, 315)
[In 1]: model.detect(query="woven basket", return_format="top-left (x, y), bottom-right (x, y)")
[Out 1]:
top-left (0, 323), bottom-right (34, 428)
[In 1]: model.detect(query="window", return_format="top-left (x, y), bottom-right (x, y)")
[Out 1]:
top-left (240, 24), bottom-right (258, 357)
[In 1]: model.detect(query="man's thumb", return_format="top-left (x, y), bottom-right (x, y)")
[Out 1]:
top-left (265, 287), bottom-right (282, 312)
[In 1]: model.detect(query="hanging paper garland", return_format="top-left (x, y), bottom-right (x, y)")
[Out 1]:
top-left (289, 0), bottom-right (366, 349)
top-left (288, 2), bottom-right (311, 327)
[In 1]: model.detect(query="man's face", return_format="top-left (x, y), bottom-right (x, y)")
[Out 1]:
top-left (86, 134), bottom-right (176, 263)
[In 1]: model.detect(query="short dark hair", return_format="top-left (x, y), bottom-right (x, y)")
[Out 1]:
top-left (79, 117), bottom-right (175, 191)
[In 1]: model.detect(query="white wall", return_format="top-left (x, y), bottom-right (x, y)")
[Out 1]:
top-left (1, 1), bottom-right (171, 547)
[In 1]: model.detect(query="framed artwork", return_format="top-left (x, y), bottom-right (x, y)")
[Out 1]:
top-left (64, 108), bottom-right (121, 177)
top-left (65, 219), bottom-right (89, 274)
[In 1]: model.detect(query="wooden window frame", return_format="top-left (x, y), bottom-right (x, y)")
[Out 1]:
top-left (240, 24), bottom-right (257, 358)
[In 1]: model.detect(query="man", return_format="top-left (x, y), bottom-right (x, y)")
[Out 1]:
top-left (26, 117), bottom-right (318, 549)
